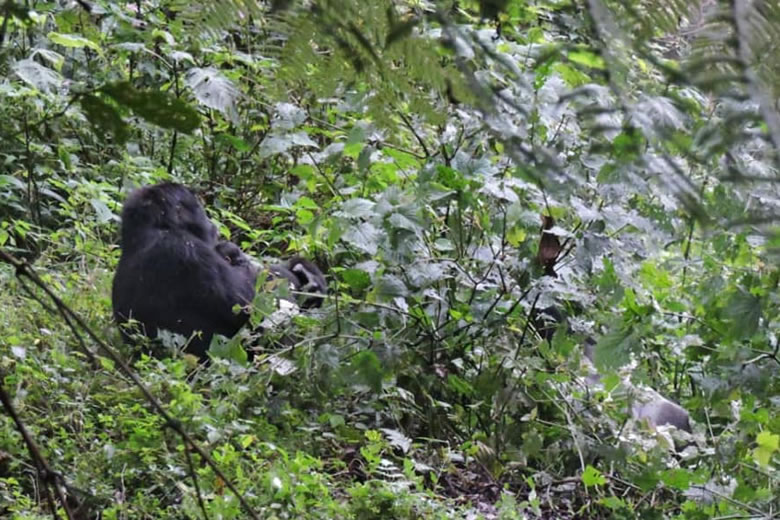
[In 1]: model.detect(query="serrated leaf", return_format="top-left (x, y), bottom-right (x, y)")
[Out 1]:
top-left (388, 212), bottom-right (421, 232)
top-left (339, 198), bottom-right (376, 219)
top-left (272, 102), bottom-right (307, 130)
top-left (592, 326), bottom-right (636, 371)
top-left (568, 49), bottom-right (606, 69)
top-left (31, 49), bottom-right (65, 71)
top-left (13, 59), bottom-right (63, 92)
top-left (342, 268), bottom-right (371, 291)
top-left (217, 133), bottom-right (250, 152)
top-left (90, 198), bottom-right (114, 223)
top-left (725, 289), bottom-right (761, 340)
top-left (375, 275), bottom-right (407, 299)
top-left (753, 431), bottom-right (779, 467)
top-left (268, 356), bottom-right (296, 376)
top-left (342, 222), bottom-right (380, 255)
top-left (447, 374), bottom-right (474, 396)
top-left (102, 82), bottom-right (200, 133)
top-left (756, 431), bottom-right (779, 450)
top-left (407, 263), bottom-right (446, 287)
top-left (289, 131), bottom-right (318, 148)
top-left (381, 428), bottom-right (412, 453)
top-left (258, 132), bottom-right (318, 158)
top-left (170, 51), bottom-right (195, 64)
top-left (294, 196), bottom-right (319, 209)
top-left (208, 335), bottom-right (248, 364)
top-left (350, 350), bottom-right (383, 394)
top-left (295, 208), bottom-right (314, 225)
top-left (660, 468), bottom-right (691, 490)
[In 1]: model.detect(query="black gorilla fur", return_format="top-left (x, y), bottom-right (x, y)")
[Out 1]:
top-left (113, 183), bottom-right (327, 360)
top-left (270, 257), bottom-right (328, 309)
top-left (215, 242), bottom-right (328, 309)
top-left (113, 183), bottom-right (256, 359)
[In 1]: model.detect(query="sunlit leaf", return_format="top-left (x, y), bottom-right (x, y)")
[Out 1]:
top-left (48, 32), bottom-right (102, 54)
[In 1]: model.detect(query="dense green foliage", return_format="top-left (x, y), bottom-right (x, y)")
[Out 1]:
top-left (1, 0), bottom-right (779, 518)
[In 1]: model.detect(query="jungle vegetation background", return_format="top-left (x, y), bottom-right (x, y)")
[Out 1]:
top-left (0, 0), bottom-right (779, 518)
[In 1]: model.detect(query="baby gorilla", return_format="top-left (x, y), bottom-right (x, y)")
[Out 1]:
top-left (113, 183), bottom-right (256, 360)
top-left (215, 241), bottom-right (327, 309)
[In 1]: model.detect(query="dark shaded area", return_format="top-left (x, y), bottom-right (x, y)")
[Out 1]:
top-left (217, 242), bottom-right (328, 309)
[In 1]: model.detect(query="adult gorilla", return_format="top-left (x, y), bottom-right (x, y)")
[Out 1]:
top-left (112, 183), bottom-right (327, 360)
top-left (113, 183), bottom-right (255, 359)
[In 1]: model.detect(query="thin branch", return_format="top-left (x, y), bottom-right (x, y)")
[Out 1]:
top-left (0, 248), bottom-right (262, 520)
top-left (0, 375), bottom-right (75, 520)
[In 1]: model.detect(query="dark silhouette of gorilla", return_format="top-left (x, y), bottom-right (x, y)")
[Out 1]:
top-left (113, 182), bottom-right (327, 360)
top-left (113, 183), bottom-right (256, 359)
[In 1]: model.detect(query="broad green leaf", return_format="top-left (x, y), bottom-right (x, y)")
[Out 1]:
top-left (102, 82), bottom-right (200, 133)
top-left (184, 67), bottom-right (240, 121)
top-left (216, 133), bottom-right (250, 152)
top-left (31, 49), bottom-right (65, 71)
top-left (80, 94), bottom-right (130, 144)
top-left (48, 32), bottom-right (102, 53)
top-left (339, 198), bottom-right (376, 219)
top-left (553, 63), bottom-right (590, 87)
top-left (725, 289), bottom-right (761, 340)
top-left (598, 496), bottom-right (626, 510)
top-left (592, 327), bottom-right (635, 371)
top-left (208, 334), bottom-right (249, 364)
top-left (374, 275), bottom-right (407, 299)
top-left (753, 431), bottom-right (779, 467)
top-left (342, 268), bottom-right (371, 291)
top-left (350, 350), bottom-right (383, 394)
top-left (258, 132), bottom-right (318, 158)
top-left (342, 222), bottom-right (380, 255)
top-left (661, 469), bottom-right (691, 490)
top-left (568, 49), bottom-right (606, 69)
top-left (582, 465), bottom-right (606, 487)
top-left (89, 198), bottom-right (114, 223)
top-left (295, 208), bottom-right (314, 225)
